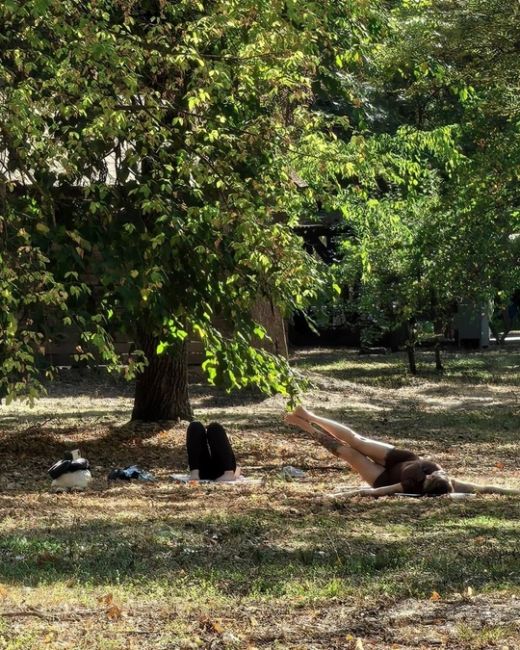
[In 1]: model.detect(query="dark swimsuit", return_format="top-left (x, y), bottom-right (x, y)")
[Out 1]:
top-left (373, 448), bottom-right (442, 494)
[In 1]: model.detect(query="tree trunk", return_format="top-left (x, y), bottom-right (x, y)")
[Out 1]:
top-left (406, 344), bottom-right (417, 375)
top-left (132, 332), bottom-right (193, 422)
top-left (250, 297), bottom-right (289, 358)
top-left (434, 342), bottom-right (444, 373)
top-left (406, 320), bottom-right (417, 375)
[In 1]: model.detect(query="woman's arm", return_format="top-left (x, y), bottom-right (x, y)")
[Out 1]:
top-left (371, 482), bottom-right (404, 496)
top-left (451, 478), bottom-right (520, 495)
top-left (333, 483), bottom-right (404, 497)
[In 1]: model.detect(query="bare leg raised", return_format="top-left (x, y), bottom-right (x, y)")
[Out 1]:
top-left (285, 412), bottom-right (385, 486)
top-left (292, 406), bottom-right (393, 464)
top-left (285, 412), bottom-right (347, 458)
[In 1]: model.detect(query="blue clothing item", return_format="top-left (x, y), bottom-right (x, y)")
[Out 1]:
top-left (107, 466), bottom-right (155, 482)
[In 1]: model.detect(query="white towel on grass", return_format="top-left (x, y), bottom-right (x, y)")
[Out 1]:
top-left (170, 473), bottom-right (261, 485)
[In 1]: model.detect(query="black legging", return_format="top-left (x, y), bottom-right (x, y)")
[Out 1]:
top-left (186, 421), bottom-right (237, 480)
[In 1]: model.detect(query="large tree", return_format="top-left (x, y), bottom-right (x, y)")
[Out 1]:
top-left (0, 0), bottom-right (383, 417)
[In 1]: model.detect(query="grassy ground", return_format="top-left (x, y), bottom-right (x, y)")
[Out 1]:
top-left (0, 346), bottom-right (519, 649)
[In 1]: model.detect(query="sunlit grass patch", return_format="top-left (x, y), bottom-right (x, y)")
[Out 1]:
top-left (292, 347), bottom-right (520, 387)
top-left (455, 622), bottom-right (518, 649)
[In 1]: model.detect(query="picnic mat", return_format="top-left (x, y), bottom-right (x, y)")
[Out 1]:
top-left (329, 487), bottom-right (476, 499)
top-left (170, 473), bottom-right (262, 486)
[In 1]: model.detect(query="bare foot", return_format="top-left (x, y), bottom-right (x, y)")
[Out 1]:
top-left (284, 411), bottom-right (308, 427)
top-left (284, 412), bottom-right (318, 436)
top-left (215, 470), bottom-right (237, 482)
top-left (293, 405), bottom-right (314, 421)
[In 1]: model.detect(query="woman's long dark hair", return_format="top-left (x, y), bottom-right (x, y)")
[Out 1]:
top-left (423, 474), bottom-right (454, 496)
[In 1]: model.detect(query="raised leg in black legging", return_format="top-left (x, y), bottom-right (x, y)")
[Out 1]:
top-left (186, 421), bottom-right (214, 480)
top-left (206, 422), bottom-right (237, 480)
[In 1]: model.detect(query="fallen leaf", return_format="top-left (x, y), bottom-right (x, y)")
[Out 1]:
top-left (208, 620), bottom-right (225, 634)
top-left (466, 586), bottom-right (474, 597)
top-left (495, 461), bottom-right (505, 470)
top-left (0, 584), bottom-right (8, 599)
top-left (98, 593), bottom-right (113, 606)
top-left (430, 591), bottom-right (442, 601)
top-left (106, 604), bottom-right (122, 620)
top-left (355, 638), bottom-right (365, 650)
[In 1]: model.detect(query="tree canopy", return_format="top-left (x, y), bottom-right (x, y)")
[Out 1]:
top-left (319, 0), bottom-right (520, 365)
top-left (2, 0), bottom-right (519, 408)
top-left (0, 0), bottom-right (387, 412)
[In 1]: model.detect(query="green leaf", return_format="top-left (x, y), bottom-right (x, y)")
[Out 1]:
top-left (156, 341), bottom-right (168, 355)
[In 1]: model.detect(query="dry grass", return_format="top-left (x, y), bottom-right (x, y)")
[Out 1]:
top-left (0, 346), bottom-right (519, 649)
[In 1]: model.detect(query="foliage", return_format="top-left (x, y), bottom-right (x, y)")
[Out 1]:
top-left (313, 0), bottom-right (520, 358)
top-left (382, 0), bottom-right (520, 308)
top-left (4, 0), bottom-right (518, 396)
top-left (0, 0), bottom-right (387, 402)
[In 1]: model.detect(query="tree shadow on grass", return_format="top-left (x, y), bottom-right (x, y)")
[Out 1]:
top-left (0, 411), bottom-right (347, 492)
top-left (0, 401), bottom-right (517, 496)
top-left (0, 408), bottom-right (132, 430)
top-left (0, 422), bottom-right (189, 484)
top-left (0, 381), bottom-right (273, 436)
top-left (0, 501), bottom-right (518, 598)
top-left (40, 367), bottom-right (134, 399)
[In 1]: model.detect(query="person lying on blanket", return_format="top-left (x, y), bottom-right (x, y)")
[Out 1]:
top-left (285, 406), bottom-right (520, 497)
top-left (186, 421), bottom-right (240, 482)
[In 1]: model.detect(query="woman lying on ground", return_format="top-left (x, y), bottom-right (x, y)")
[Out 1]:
top-left (285, 406), bottom-right (520, 497)
top-left (186, 421), bottom-right (240, 482)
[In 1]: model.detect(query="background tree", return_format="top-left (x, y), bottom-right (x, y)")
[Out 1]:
top-left (312, 0), bottom-right (520, 372)
top-left (382, 0), bottom-right (520, 307)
